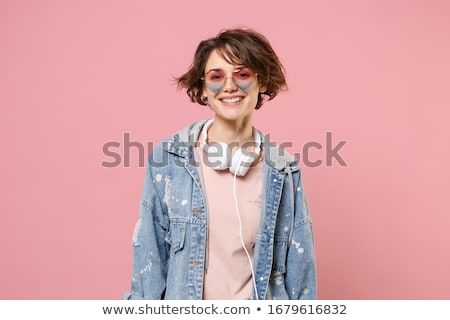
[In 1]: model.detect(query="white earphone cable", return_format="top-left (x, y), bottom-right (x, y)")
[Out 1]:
top-left (233, 153), bottom-right (259, 300)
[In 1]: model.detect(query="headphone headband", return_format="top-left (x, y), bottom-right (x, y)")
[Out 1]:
top-left (200, 119), bottom-right (262, 176)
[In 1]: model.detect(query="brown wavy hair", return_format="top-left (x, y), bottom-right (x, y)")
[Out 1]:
top-left (176, 28), bottom-right (287, 109)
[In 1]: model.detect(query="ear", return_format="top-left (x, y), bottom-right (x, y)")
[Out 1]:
top-left (259, 85), bottom-right (267, 93)
top-left (257, 78), bottom-right (267, 93)
top-left (201, 86), bottom-right (208, 98)
top-left (200, 87), bottom-right (206, 102)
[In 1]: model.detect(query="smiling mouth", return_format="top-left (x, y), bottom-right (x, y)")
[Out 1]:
top-left (220, 96), bottom-right (244, 103)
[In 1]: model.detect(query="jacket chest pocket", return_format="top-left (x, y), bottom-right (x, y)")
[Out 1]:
top-left (165, 221), bottom-right (187, 254)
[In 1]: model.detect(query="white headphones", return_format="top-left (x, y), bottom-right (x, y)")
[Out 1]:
top-left (201, 119), bottom-right (262, 176)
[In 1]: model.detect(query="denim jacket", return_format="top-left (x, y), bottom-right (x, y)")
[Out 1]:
top-left (124, 119), bottom-right (317, 300)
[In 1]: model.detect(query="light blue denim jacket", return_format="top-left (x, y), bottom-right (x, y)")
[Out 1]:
top-left (124, 119), bottom-right (316, 300)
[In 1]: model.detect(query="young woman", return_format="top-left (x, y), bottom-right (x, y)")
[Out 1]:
top-left (124, 28), bottom-right (316, 300)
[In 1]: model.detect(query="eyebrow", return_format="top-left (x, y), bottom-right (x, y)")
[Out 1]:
top-left (205, 66), bottom-right (247, 74)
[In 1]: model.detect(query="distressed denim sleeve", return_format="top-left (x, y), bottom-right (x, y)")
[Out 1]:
top-left (285, 175), bottom-right (317, 299)
top-left (123, 150), bottom-right (169, 300)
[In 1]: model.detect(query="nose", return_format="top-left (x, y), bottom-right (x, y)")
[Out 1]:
top-left (222, 75), bottom-right (238, 92)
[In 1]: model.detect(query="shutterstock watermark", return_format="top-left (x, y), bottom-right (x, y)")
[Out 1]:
top-left (101, 132), bottom-right (348, 168)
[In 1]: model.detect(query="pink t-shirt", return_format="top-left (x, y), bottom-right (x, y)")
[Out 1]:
top-left (196, 146), bottom-right (263, 299)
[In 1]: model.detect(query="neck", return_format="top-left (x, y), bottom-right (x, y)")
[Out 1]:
top-left (208, 117), bottom-right (254, 146)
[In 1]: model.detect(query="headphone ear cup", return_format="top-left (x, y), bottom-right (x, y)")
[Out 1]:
top-left (230, 148), bottom-right (257, 176)
top-left (204, 141), bottom-right (231, 170)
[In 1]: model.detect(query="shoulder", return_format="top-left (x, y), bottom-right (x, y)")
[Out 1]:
top-left (148, 119), bottom-right (211, 163)
top-left (257, 130), bottom-right (299, 173)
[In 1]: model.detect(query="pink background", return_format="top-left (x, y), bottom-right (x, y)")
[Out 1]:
top-left (1, 0), bottom-right (449, 299)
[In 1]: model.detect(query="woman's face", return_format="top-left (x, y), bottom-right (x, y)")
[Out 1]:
top-left (202, 49), bottom-right (264, 123)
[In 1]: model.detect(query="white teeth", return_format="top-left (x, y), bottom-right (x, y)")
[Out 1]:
top-left (222, 97), bottom-right (243, 103)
